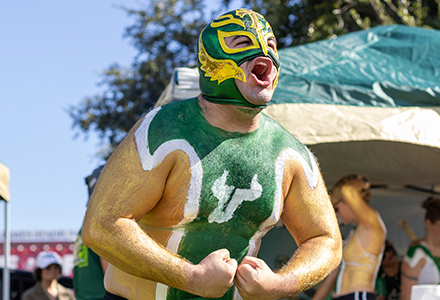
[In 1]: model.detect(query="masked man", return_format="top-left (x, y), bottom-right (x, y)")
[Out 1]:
top-left (82, 8), bottom-right (342, 300)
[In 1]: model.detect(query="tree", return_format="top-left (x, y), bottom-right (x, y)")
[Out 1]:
top-left (243, 0), bottom-right (439, 46)
top-left (70, 0), bottom-right (439, 159)
top-left (69, 0), bottom-right (226, 159)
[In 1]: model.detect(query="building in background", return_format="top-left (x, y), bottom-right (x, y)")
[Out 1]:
top-left (0, 230), bottom-right (76, 277)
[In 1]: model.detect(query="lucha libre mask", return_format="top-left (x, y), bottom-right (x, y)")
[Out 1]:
top-left (198, 8), bottom-right (280, 108)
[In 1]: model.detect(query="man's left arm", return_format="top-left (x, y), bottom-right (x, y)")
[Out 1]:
top-left (235, 159), bottom-right (342, 300)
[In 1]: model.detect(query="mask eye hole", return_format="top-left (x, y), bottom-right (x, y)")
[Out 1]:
top-left (230, 36), bottom-right (253, 48)
top-left (267, 37), bottom-right (277, 52)
top-left (264, 32), bottom-right (278, 57)
top-left (218, 31), bottom-right (259, 54)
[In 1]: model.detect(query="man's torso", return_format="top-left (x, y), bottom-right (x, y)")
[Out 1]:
top-left (106, 98), bottom-right (318, 300)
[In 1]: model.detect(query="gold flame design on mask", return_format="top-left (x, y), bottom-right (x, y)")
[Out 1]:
top-left (198, 33), bottom-right (246, 84)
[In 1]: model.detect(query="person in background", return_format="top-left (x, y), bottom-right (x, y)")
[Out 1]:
top-left (375, 240), bottom-right (401, 300)
top-left (311, 174), bottom-right (387, 300)
top-left (400, 196), bottom-right (440, 300)
top-left (81, 8), bottom-right (342, 300)
top-left (22, 251), bottom-right (75, 300)
top-left (73, 165), bottom-right (108, 300)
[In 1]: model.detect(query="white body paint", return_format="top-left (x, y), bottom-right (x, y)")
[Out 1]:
top-left (134, 108), bottom-right (320, 300)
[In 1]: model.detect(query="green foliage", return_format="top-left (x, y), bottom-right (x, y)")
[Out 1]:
top-left (279, 0), bottom-right (440, 44)
top-left (69, 0), bottom-right (216, 159)
top-left (70, 0), bottom-right (440, 159)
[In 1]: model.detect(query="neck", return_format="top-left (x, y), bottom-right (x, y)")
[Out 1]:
top-left (40, 279), bottom-right (58, 292)
top-left (198, 95), bottom-right (262, 133)
top-left (381, 261), bottom-right (399, 276)
top-left (425, 234), bottom-right (440, 255)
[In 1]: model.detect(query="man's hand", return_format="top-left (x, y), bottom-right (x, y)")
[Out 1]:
top-left (186, 249), bottom-right (237, 298)
top-left (235, 256), bottom-right (292, 300)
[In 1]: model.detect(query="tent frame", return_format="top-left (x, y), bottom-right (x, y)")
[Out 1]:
top-left (3, 200), bottom-right (10, 300)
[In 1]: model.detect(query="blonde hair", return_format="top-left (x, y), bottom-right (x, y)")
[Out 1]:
top-left (331, 173), bottom-right (371, 203)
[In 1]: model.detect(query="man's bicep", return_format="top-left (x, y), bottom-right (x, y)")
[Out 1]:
top-left (281, 163), bottom-right (338, 246)
top-left (86, 131), bottom-right (172, 223)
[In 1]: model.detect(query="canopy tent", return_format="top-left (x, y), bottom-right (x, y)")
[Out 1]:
top-left (155, 24), bottom-right (440, 253)
top-left (265, 25), bottom-right (440, 253)
top-left (0, 162), bottom-right (10, 202)
top-left (0, 161), bottom-right (10, 299)
top-left (268, 24), bottom-right (440, 189)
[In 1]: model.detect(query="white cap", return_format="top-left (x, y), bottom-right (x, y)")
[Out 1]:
top-left (36, 251), bottom-right (62, 269)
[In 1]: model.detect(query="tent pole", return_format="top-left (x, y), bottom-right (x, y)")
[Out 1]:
top-left (3, 201), bottom-right (10, 300)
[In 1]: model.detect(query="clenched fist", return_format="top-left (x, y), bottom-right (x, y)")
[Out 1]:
top-left (235, 256), bottom-right (293, 300)
top-left (185, 249), bottom-right (238, 298)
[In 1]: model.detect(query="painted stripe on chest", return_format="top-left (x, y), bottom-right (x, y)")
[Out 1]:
top-left (135, 107), bottom-right (203, 225)
top-left (134, 107), bottom-right (319, 300)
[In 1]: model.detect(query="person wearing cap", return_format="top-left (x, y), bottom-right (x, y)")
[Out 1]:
top-left (82, 8), bottom-right (342, 300)
top-left (22, 251), bottom-right (75, 300)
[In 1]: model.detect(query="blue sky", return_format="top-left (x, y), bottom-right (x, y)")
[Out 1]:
top-left (0, 0), bottom-right (237, 233)
top-left (0, 0), bottom-right (141, 232)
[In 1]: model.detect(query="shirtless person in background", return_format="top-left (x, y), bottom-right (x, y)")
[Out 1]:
top-left (312, 174), bottom-right (386, 300)
top-left (82, 8), bottom-right (342, 300)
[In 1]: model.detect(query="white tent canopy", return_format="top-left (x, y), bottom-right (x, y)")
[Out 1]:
top-left (266, 103), bottom-right (440, 188)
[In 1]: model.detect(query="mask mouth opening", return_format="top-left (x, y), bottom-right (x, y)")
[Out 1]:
top-left (251, 57), bottom-right (274, 85)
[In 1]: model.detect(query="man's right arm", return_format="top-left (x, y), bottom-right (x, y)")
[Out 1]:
top-left (82, 123), bottom-right (236, 298)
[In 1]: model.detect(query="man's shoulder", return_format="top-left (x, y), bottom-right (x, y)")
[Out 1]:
top-left (138, 98), bottom-right (198, 131)
top-left (134, 97), bottom-right (202, 157)
top-left (261, 113), bottom-right (309, 151)
top-left (155, 97), bottom-right (198, 114)
top-left (261, 113), bottom-right (301, 138)
top-left (260, 113), bottom-right (318, 184)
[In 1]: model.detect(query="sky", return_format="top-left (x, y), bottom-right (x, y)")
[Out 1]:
top-left (0, 0), bottom-right (239, 234)
top-left (0, 0), bottom-right (144, 232)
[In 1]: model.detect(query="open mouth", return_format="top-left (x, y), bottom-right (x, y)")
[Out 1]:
top-left (251, 57), bottom-right (273, 86)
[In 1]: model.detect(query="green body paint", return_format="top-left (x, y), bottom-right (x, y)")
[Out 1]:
top-left (135, 98), bottom-right (317, 300)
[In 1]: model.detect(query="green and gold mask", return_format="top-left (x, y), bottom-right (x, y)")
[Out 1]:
top-left (198, 8), bottom-right (280, 108)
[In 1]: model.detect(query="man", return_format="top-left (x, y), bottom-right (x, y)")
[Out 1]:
top-left (82, 8), bottom-right (342, 300)
top-left (73, 165), bottom-right (108, 300)
top-left (376, 241), bottom-right (401, 300)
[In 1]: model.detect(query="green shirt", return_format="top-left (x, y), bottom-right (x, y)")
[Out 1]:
top-left (73, 228), bottom-right (106, 300)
